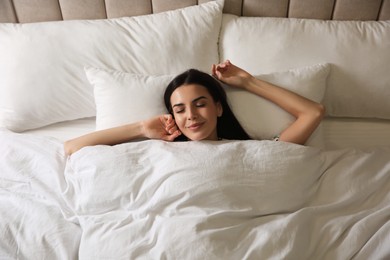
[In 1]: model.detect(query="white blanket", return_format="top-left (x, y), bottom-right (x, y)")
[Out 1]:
top-left (1, 128), bottom-right (389, 259)
top-left (0, 129), bottom-right (80, 259)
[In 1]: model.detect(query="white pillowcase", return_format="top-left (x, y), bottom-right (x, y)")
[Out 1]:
top-left (86, 63), bottom-right (330, 146)
top-left (225, 63), bottom-right (330, 146)
top-left (85, 67), bottom-right (173, 130)
top-left (0, 0), bottom-right (223, 132)
top-left (220, 15), bottom-right (390, 119)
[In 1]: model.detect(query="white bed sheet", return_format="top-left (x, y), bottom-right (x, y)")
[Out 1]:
top-left (22, 117), bottom-right (96, 142)
top-left (323, 117), bottom-right (390, 150)
top-left (21, 117), bottom-right (390, 150)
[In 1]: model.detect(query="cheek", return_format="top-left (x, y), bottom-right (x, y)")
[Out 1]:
top-left (174, 115), bottom-right (186, 129)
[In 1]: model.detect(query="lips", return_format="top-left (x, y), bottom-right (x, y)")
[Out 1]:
top-left (186, 122), bottom-right (204, 130)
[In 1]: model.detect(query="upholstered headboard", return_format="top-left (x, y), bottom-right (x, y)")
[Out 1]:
top-left (1, 0), bottom-right (389, 23)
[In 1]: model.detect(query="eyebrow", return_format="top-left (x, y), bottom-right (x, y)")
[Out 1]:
top-left (172, 96), bottom-right (208, 108)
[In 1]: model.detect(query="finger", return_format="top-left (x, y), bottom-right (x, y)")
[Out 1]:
top-left (216, 65), bottom-right (228, 74)
top-left (165, 119), bottom-right (177, 130)
top-left (172, 130), bottom-right (182, 138)
top-left (166, 125), bottom-right (178, 134)
top-left (164, 116), bottom-right (177, 129)
top-left (162, 114), bottom-right (172, 123)
top-left (214, 64), bottom-right (225, 77)
top-left (219, 61), bottom-right (228, 69)
top-left (214, 70), bottom-right (223, 80)
top-left (211, 64), bottom-right (216, 76)
top-left (164, 130), bottom-right (181, 142)
top-left (215, 64), bottom-right (223, 71)
top-left (161, 114), bottom-right (174, 129)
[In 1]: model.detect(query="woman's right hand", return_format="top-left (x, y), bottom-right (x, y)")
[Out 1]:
top-left (64, 114), bottom-right (181, 156)
top-left (142, 114), bottom-right (181, 141)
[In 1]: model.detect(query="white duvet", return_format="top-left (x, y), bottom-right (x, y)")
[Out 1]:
top-left (0, 128), bottom-right (389, 259)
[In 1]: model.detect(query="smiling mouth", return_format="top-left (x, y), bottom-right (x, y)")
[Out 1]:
top-left (187, 122), bottom-right (204, 130)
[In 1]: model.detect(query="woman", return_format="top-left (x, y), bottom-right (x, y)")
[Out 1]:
top-left (64, 60), bottom-right (324, 155)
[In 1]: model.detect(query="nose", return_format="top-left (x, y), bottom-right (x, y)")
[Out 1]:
top-left (187, 106), bottom-right (198, 120)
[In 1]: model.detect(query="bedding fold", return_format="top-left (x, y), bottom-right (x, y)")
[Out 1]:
top-left (0, 129), bottom-right (80, 259)
top-left (0, 128), bottom-right (389, 259)
top-left (65, 138), bottom-right (390, 259)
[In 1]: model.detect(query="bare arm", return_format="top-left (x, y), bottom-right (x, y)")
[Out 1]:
top-left (64, 114), bottom-right (181, 155)
top-left (243, 76), bottom-right (325, 144)
top-left (212, 60), bottom-right (325, 145)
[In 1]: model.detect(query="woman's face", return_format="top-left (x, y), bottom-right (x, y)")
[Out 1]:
top-left (170, 84), bottom-right (222, 141)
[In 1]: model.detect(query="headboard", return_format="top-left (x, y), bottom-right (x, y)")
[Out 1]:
top-left (1, 0), bottom-right (389, 23)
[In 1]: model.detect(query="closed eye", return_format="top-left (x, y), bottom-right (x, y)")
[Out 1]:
top-left (172, 96), bottom-right (208, 113)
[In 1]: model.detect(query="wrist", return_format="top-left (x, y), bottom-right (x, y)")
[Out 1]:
top-left (244, 76), bottom-right (260, 91)
top-left (139, 121), bottom-right (148, 138)
top-left (125, 121), bottom-right (146, 139)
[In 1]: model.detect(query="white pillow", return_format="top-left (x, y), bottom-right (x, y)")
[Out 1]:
top-left (224, 63), bottom-right (330, 146)
top-left (86, 64), bottom-right (329, 146)
top-left (85, 67), bottom-right (173, 130)
top-left (220, 15), bottom-right (390, 119)
top-left (0, 0), bottom-right (223, 132)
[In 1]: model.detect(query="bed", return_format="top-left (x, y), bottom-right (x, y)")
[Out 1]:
top-left (1, 0), bottom-right (390, 259)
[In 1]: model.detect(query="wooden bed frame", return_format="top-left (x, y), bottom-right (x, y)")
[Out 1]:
top-left (1, 0), bottom-right (389, 23)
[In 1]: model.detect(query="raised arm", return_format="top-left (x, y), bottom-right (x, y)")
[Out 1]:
top-left (212, 60), bottom-right (325, 145)
top-left (64, 114), bottom-right (181, 155)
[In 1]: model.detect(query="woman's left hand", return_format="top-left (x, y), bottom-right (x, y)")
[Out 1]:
top-left (211, 60), bottom-right (253, 89)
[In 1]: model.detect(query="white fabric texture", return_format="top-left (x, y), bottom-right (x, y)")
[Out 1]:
top-left (1, 129), bottom-right (390, 259)
top-left (85, 64), bottom-right (328, 145)
top-left (0, 129), bottom-right (80, 259)
top-left (219, 15), bottom-right (390, 119)
top-left (0, 0), bottom-right (223, 131)
top-left (18, 116), bottom-right (390, 150)
top-left (21, 117), bottom-right (96, 142)
top-left (224, 63), bottom-right (329, 144)
top-left (85, 67), bottom-right (174, 130)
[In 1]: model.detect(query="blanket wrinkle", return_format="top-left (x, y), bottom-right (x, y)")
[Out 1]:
top-left (352, 218), bottom-right (390, 260)
top-left (1, 129), bottom-right (390, 259)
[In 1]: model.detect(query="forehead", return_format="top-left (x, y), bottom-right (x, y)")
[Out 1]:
top-left (170, 84), bottom-right (211, 103)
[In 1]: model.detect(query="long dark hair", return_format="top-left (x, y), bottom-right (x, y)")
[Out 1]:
top-left (164, 69), bottom-right (251, 141)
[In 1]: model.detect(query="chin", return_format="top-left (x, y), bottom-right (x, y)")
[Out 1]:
top-left (185, 133), bottom-right (206, 141)
top-left (187, 136), bottom-right (204, 141)
top-left (187, 133), bottom-right (216, 141)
